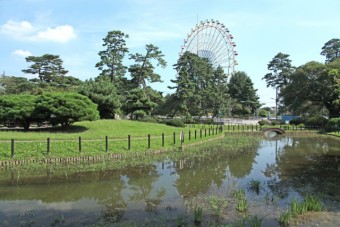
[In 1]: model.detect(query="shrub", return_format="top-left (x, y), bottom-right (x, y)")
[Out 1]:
top-left (304, 116), bottom-right (328, 128)
top-left (166, 119), bottom-right (185, 127)
top-left (258, 120), bottom-right (269, 126)
top-left (139, 116), bottom-right (159, 123)
top-left (325, 118), bottom-right (340, 132)
top-left (290, 117), bottom-right (304, 126)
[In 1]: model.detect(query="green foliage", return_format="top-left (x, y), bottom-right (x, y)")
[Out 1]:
top-left (279, 209), bottom-right (291, 227)
top-left (95, 30), bottom-right (129, 84)
top-left (247, 179), bottom-right (261, 194)
top-left (194, 205), bottom-right (203, 224)
top-left (124, 88), bottom-right (157, 120)
top-left (258, 120), bottom-right (269, 126)
top-left (35, 92), bottom-right (99, 127)
top-left (22, 54), bottom-right (68, 82)
top-left (289, 117), bottom-right (304, 125)
top-left (321, 38), bottom-right (340, 63)
top-left (228, 71), bottom-right (260, 117)
top-left (236, 198), bottom-right (248, 212)
top-left (0, 94), bottom-right (37, 130)
top-left (208, 195), bottom-right (227, 218)
top-left (304, 116), bottom-right (328, 128)
top-left (325, 118), bottom-right (340, 132)
top-left (165, 119), bottom-right (185, 127)
top-left (79, 77), bottom-right (121, 119)
top-left (129, 44), bottom-right (166, 89)
top-left (247, 215), bottom-right (263, 227)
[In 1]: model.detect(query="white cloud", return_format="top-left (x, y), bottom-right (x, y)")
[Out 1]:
top-left (36, 25), bottom-right (76, 42)
top-left (0, 20), bottom-right (76, 43)
top-left (12, 49), bottom-right (32, 57)
top-left (0, 20), bottom-right (34, 38)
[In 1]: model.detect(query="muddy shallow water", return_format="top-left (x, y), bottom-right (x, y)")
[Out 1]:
top-left (0, 135), bottom-right (339, 226)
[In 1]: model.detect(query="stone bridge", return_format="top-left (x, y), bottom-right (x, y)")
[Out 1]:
top-left (261, 127), bottom-right (285, 135)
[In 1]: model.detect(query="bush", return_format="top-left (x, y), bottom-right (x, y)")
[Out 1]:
top-left (165, 119), bottom-right (185, 127)
top-left (258, 120), bottom-right (269, 126)
top-left (325, 118), bottom-right (340, 132)
top-left (290, 117), bottom-right (304, 126)
top-left (304, 116), bottom-right (328, 128)
top-left (271, 120), bottom-right (282, 126)
top-left (139, 116), bottom-right (159, 123)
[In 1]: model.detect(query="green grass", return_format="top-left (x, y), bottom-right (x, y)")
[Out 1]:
top-left (0, 120), bottom-right (225, 160)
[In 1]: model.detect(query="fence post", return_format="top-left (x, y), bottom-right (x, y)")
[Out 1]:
top-left (105, 136), bottom-right (108, 152)
top-left (11, 139), bottom-right (14, 159)
top-left (200, 129), bottom-right (202, 138)
top-left (209, 128), bottom-right (211, 136)
top-left (78, 136), bottom-right (82, 153)
top-left (205, 129), bottom-right (207, 137)
top-left (162, 133), bottom-right (164, 147)
top-left (173, 132), bottom-right (176, 145)
top-left (189, 130), bottom-right (191, 141)
top-left (128, 135), bottom-right (131, 150)
top-left (47, 137), bottom-right (50, 155)
top-left (195, 130), bottom-right (197, 139)
top-left (148, 134), bottom-right (151, 149)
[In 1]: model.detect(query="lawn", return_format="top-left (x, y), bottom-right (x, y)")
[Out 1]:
top-left (0, 120), bottom-right (223, 160)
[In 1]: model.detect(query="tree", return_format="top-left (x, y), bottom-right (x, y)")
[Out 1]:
top-left (123, 88), bottom-right (157, 120)
top-left (79, 77), bottom-right (121, 119)
top-left (0, 75), bottom-right (36, 94)
top-left (321, 38), bottom-right (340, 63)
top-left (22, 54), bottom-right (68, 82)
top-left (95, 30), bottom-right (129, 85)
top-left (129, 44), bottom-right (167, 89)
top-left (262, 52), bottom-right (294, 117)
top-left (228, 71), bottom-right (260, 117)
top-left (35, 92), bottom-right (99, 127)
top-left (0, 94), bottom-right (37, 130)
top-left (281, 60), bottom-right (340, 118)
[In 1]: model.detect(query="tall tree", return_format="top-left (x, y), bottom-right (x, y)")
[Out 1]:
top-left (22, 54), bottom-right (68, 82)
top-left (129, 44), bottom-right (167, 89)
top-left (95, 30), bottom-right (129, 85)
top-left (262, 52), bottom-right (294, 116)
top-left (321, 38), bottom-right (340, 63)
top-left (228, 71), bottom-right (260, 117)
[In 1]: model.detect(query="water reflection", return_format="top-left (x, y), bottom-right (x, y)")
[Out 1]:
top-left (0, 135), bottom-right (339, 226)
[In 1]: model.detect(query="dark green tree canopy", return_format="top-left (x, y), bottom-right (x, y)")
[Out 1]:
top-left (22, 54), bottom-right (68, 82)
top-left (95, 30), bottom-right (129, 83)
top-left (321, 38), bottom-right (340, 63)
top-left (35, 92), bottom-right (99, 127)
top-left (129, 44), bottom-right (167, 88)
top-left (0, 94), bottom-right (37, 130)
top-left (281, 60), bottom-right (340, 118)
top-left (228, 71), bottom-right (260, 116)
top-left (262, 52), bottom-right (294, 89)
top-left (79, 77), bottom-right (121, 119)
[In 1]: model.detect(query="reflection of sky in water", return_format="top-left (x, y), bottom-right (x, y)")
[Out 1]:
top-left (0, 136), bottom-right (339, 225)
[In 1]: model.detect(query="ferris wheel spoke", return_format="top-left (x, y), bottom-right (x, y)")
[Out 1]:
top-left (180, 19), bottom-right (237, 75)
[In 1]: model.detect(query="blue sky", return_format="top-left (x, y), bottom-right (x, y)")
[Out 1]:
top-left (1, 0), bottom-right (340, 107)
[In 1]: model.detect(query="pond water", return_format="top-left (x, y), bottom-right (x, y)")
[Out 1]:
top-left (0, 135), bottom-right (339, 226)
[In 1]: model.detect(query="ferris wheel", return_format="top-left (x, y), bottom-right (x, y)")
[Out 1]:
top-left (180, 19), bottom-right (238, 75)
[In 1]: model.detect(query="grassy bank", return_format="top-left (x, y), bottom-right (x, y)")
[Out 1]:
top-left (0, 120), bottom-right (223, 161)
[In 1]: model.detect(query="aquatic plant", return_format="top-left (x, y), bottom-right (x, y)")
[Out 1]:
top-left (236, 198), bottom-right (248, 212)
top-left (248, 179), bottom-right (261, 194)
top-left (279, 209), bottom-right (291, 227)
top-left (194, 205), bottom-right (203, 225)
top-left (303, 194), bottom-right (323, 211)
top-left (247, 215), bottom-right (263, 227)
top-left (208, 195), bottom-right (227, 218)
top-left (290, 198), bottom-right (306, 216)
top-left (175, 214), bottom-right (187, 227)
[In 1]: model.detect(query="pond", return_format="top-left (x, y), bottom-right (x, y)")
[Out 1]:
top-left (0, 135), bottom-right (339, 226)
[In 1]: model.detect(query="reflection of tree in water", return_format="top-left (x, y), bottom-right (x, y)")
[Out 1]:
top-left (123, 164), bottom-right (165, 213)
top-left (228, 147), bottom-right (258, 178)
top-left (174, 150), bottom-right (231, 197)
top-left (265, 137), bottom-right (340, 202)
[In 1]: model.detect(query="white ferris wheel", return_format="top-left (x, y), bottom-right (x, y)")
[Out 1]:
top-left (180, 19), bottom-right (238, 76)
